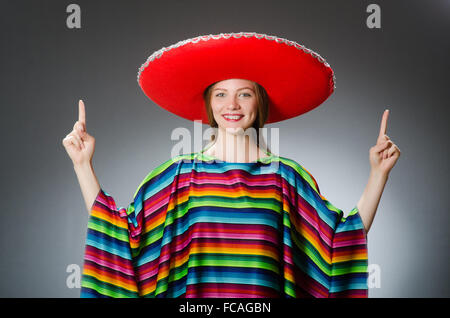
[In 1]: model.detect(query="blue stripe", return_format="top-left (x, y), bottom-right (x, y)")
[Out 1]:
top-left (85, 229), bottom-right (132, 260)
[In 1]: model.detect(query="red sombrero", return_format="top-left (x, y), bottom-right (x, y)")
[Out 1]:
top-left (137, 32), bottom-right (335, 124)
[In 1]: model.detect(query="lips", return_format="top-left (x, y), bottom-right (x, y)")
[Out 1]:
top-left (222, 114), bottom-right (244, 121)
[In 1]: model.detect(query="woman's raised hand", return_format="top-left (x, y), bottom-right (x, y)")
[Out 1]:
top-left (369, 109), bottom-right (401, 176)
top-left (62, 100), bottom-right (96, 166)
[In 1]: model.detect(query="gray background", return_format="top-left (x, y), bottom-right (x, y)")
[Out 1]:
top-left (0, 0), bottom-right (448, 297)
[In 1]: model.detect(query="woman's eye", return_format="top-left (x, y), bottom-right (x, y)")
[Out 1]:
top-left (215, 92), bottom-right (251, 97)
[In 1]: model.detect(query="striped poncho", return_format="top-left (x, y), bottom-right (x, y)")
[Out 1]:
top-left (80, 151), bottom-right (368, 298)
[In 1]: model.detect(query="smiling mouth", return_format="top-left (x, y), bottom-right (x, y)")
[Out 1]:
top-left (222, 114), bottom-right (244, 121)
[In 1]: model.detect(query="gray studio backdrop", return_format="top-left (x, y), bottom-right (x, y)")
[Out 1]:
top-left (0, 0), bottom-right (448, 297)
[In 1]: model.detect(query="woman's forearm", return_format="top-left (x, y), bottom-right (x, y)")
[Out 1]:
top-left (356, 170), bottom-right (389, 234)
top-left (74, 162), bottom-right (101, 214)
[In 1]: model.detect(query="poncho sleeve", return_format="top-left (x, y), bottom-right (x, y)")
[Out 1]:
top-left (80, 157), bottom-right (181, 298)
top-left (311, 177), bottom-right (368, 297)
top-left (284, 160), bottom-right (369, 298)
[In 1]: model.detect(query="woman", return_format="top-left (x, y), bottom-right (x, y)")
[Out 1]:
top-left (201, 78), bottom-right (271, 163)
top-left (62, 32), bottom-right (400, 298)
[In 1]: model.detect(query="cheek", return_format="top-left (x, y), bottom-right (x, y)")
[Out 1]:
top-left (211, 103), bottom-right (223, 121)
top-left (210, 98), bottom-right (221, 112)
top-left (247, 101), bottom-right (258, 118)
top-left (212, 104), bottom-right (220, 113)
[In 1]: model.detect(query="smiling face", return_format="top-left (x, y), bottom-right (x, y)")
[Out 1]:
top-left (210, 79), bottom-right (258, 133)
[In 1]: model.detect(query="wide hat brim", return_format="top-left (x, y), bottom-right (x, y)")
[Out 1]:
top-left (137, 32), bottom-right (335, 124)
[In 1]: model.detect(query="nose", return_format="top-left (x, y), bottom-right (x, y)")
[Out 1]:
top-left (226, 96), bottom-right (241, 110)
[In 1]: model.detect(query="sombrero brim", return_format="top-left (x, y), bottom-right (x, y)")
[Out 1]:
top-left (137, 32), bottom-right (335, 124)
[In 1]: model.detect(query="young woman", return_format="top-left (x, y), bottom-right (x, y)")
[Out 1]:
top-left (62, 32), bottom-right (400, 298)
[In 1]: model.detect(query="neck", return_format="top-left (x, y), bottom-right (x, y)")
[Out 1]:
top-left (207, 127), bottom-right (268, 163)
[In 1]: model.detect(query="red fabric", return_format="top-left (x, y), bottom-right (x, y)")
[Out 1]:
top-left (138, 33), bottom-right (335, 124)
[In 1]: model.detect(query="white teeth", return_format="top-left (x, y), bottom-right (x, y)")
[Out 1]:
top-left (223, 115), bottom-right (243, 120)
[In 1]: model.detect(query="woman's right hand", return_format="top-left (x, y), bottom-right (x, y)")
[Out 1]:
top-left (62, 100), bottom-right (95, 166)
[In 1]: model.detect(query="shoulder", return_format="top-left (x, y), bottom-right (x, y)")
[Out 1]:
top-left (277, 156), bottom-right (321, 194)
top-left (133, 153), bottom-right (195, 198)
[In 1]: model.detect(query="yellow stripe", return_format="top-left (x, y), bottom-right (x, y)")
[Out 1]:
top-left (82, 268), bottom-right (138, 292)
top-left (190, 246), bottom-right (278, 260)
top-left (90, 208), bottom-right (128, 230)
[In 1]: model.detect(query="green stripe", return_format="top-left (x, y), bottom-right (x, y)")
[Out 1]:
top-left (332, 260), bottom-right (368, 275)
top-left (142, 223), bottom-right (165, 246)
top-left (187, 254), bottom-right (280, 274)
top-left (133, 154), bottom-right (194, 198)
top-left (88, 216), bottom-right (130, 242)
top-left (283, 280), bottom-right (297, 298)
top-left (81, 275), bottom-right (139, 298)
top-left (278, 157), bottom-right (318, 193)
top-left (287, 218), bottom-right (332, 276)
top-left (168, 262), bottom-right (189, 283)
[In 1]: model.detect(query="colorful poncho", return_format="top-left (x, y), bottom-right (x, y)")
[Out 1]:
top-left (80, 151), bottom-right (368, 298)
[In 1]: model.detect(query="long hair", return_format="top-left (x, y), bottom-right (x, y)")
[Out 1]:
top-left (202, 80), bottom-right (270, 151)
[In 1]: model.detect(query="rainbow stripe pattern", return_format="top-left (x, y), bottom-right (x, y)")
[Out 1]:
top-left (81, 152), bottom-right (368, 298)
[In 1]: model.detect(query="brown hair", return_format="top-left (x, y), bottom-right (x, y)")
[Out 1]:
top-left (202, 80), bottom-right (270, 147)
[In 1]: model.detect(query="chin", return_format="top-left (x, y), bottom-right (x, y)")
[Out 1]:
top-left (219, 123), bottom-right (251, 134)
top-left (225, 127), bottom-right (246, 135)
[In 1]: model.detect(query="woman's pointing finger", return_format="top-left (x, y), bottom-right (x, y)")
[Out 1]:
top-left (79, 99), bottom-right (86, 131)
top-left (377, 109), bottom-right (389, 142)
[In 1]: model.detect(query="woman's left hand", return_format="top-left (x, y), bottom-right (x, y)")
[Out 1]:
top-left (369, 109), bottom-right (401, 176)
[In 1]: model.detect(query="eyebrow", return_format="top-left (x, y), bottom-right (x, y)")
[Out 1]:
top-left (213, 87), bottom-right (255, 92)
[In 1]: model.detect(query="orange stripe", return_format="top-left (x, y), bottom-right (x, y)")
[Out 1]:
top-left (190, 186), bottom-right (282, 200)
top-left (91, 207), bottom-right (128, 230)
top-left (297, 222), bottom-right (332, 264)
top-left (333, 250), bottom-right (368, 262)
top-left (189, 242), bottom-right (279, 260)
